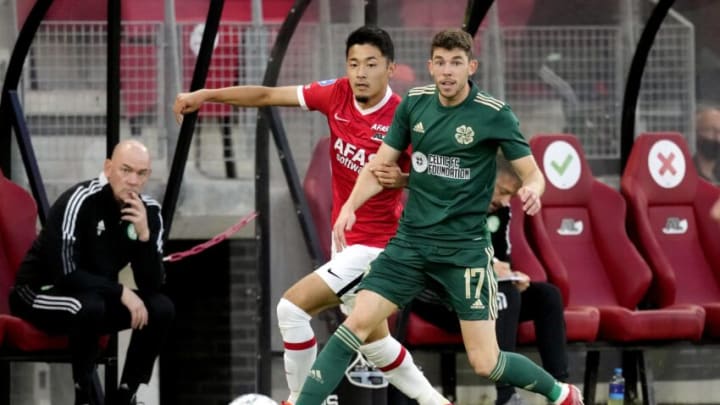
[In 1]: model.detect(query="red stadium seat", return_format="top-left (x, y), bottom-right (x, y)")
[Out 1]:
top-left (303, 136), bottom-right (333, 261)
top-left (621, 132), bottom-right (720, 338)
top-left (0, 170), bottom-right (115, 405)
top-left (508, 198), bottom-right (600, 345)
top-left (526, 134), bottom-right (705, 342)
top-left (524, 134), bottom-right (706, 404)
top-left (0, 169), bottom-right (37, 315)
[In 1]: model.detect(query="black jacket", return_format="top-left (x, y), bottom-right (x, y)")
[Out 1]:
top-left (14, 177), bottom-right (165, 299)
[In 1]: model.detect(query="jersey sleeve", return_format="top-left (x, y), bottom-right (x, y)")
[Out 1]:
top-left (493, 106), bottom-right (531, 161)
top-left (297, 78), bottom-right (340, 115)
top-left (382, 96), bottom-right (412, 152)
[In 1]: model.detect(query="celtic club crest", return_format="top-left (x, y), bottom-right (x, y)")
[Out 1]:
top-left (455, 125), bottom-right (474, 144)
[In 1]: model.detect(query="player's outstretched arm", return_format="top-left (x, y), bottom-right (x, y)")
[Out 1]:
top-left (333, 143), bottom-right (402, 250)
top-left (173, 85), bottom-right (299, 123)
top-left (510, 154), bottom-right (545, 216)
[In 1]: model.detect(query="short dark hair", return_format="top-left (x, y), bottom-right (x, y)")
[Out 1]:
top-left (430, 29), bottom-right (474, 59)
top-left (496, 153), bottom-right (522, 187)
top-left (346, 26), bottom-right (395, 62)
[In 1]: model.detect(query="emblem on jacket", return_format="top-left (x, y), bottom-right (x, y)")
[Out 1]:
top-left (126, 223), bottom-right (138, 240)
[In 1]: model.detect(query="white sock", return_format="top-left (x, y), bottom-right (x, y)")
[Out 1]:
top-left (553, 383), bottom-right (570, 405)
top-left (360, 335), bottom-right (448, 405)
top-left (277, 298), bottom-right (317, 403)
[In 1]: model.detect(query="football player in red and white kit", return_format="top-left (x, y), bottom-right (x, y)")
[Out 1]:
top-left (173, 26), bottom-right (450, 405)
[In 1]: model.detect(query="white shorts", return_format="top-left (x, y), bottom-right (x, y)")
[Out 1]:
top-left (314, 243), bottom-right (383, 314)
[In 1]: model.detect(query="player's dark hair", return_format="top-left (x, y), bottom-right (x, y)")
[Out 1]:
top-left (496, 153), bottom-right (522, 186)
top-left (430, 29), bottom-right (474, 59)
top-left (346, 26), bottom-right (395, 62)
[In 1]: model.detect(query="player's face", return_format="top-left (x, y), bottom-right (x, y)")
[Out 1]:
top-left (104, 147), bottom-right (151, 204)
top-left (489, 172), bottom-right (520, 213)
top-left (346, 44), bottom-right (394, 108)
top-left (428, 47), bottom-right (478, 106)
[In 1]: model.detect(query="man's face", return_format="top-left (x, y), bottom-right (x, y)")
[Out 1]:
top-left (696, 109), bottom-right (720, 161)
top-left (427, 47), bottom-right (478, 105)
top-left (346, 44), bottom-right (394, 107)
top-left (103, 146), bottom-right (151, 204)
top-left (489, 172), bottom-right (520, 213)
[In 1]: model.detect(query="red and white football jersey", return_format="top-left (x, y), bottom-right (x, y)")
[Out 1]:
top-left (298, 77), bottom-right (409, 248)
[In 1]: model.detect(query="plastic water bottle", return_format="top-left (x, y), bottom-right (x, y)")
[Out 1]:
top-left (608, 367), bottom-right (625, 405)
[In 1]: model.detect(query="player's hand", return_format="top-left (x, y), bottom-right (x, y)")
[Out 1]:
top-left (712, 197), bottom-right (720, 222)
top-left (332, 204), bottom-right (357, 252)
top-left (517, 186), bottom-right (541, 216)
top-left (121, 192), bottom-right (150, 241)
top-left (371, 163), bottom-right (407, 188)
top-left (173, 90), bottom-right (206, 124)
top-left (121, 286), bottom-right (148, 330)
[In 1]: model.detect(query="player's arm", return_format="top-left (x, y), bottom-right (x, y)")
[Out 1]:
top-left (173, 85), bottom-right (299, 123)
top-left (510, 154), bottom-right (545, 216)
top-left (333, 143), bottom-right (403, 250)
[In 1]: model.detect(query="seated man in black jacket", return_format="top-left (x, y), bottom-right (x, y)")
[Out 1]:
top-left (410, 157), bottom-right (569, 405)
top-left (9, 139), bottom-right (174, 405)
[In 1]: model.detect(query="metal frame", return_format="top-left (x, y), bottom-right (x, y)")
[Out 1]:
top-left (620, 0), bottom-right (676, 172)
top-left (161, 0), bottom-right (225, 236)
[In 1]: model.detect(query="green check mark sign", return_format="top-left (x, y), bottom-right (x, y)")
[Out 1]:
top-left (551, 154), bottom-right (573, 176)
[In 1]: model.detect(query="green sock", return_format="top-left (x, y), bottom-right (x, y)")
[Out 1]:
top-left (296, 325), bottom-right (362, 405)
top-left (488, 351), bottom-right (563, 402)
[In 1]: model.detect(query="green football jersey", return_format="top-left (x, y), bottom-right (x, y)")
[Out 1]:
top-left (383, 82), bottom-right (530, 248)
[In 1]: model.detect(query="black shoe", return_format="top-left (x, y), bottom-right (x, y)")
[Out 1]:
top-left (113, 384), bottom-right (138, 405)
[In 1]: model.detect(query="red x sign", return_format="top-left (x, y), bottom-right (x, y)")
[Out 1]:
top-left (657, 152), bottom-right (676, 176)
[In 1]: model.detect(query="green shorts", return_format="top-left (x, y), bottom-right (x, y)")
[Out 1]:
top-left (358, 238), bottom-right (498, 321)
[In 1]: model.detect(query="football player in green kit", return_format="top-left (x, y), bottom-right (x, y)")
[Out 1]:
top-left (295, 29), bottom-right (584, 405)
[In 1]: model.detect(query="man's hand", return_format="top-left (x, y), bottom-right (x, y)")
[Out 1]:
top-left (173, 90), bottom-right (206, 124)
top-left (371, 162), bottom-right (408, 188)
top-left (121, 286), bottom-right (148, 330)
top-left (712, 197), bottom-right (720, 222)
top-left (494, 260), bottom-right (531, 292)
top-left (122, 192), bottom-right (150, 241)
top-left (493, 260), bottom-right (513, 278)
top-left (512, 271), bottom-right (531, 292)
top-left (517, 186), bottom-right (542, 216)
top-left (332, 204), bottom-right (357, 252)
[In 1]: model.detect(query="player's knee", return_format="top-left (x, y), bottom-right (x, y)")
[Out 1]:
top-left (467, 347), bottom-right (500, 376)
top-left (342, 317), bottom-right (379, 343)
top-left (276, 297), bottom-right (311, 327)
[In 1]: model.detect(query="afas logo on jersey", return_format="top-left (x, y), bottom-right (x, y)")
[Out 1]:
top-left (371, 123), bottom-right (389, 133)
top-left (370, 123), bottom-right (389, 142)
top-left (334, 138), bottom-right (376, 173)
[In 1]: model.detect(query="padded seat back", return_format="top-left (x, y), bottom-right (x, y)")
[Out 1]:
top-left (0, 170), bottom-right (38, 314)
top-left (621, 132), bottom-right (720, 307)
top-left (303, 136), bottom-right (333, 261)
top-left (527, 134), bottom-right (652, 310)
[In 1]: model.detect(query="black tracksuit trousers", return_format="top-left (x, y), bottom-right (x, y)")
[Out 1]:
top-left (9, 285), bottom-right (174, 391)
